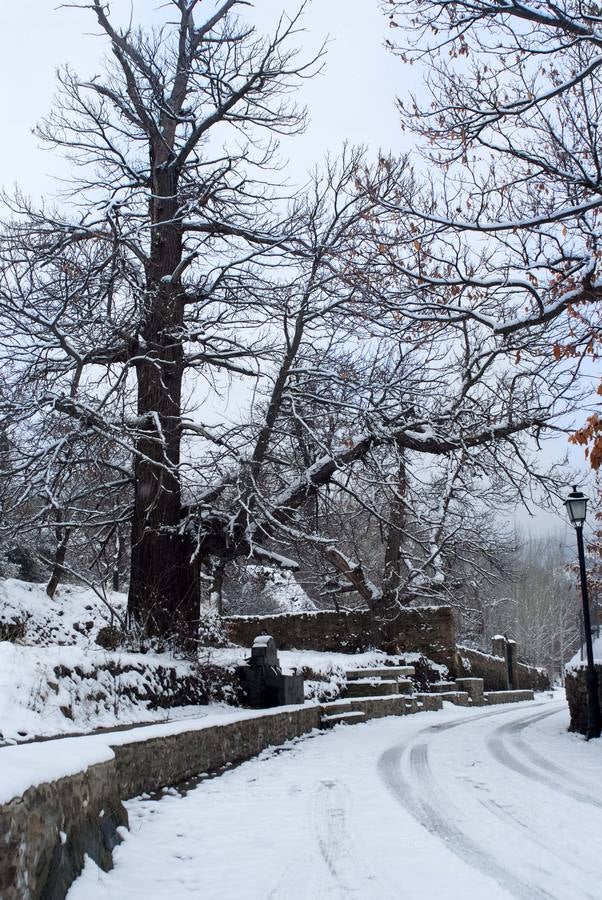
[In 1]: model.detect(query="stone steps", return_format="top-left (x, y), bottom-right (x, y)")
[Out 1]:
top-left (344, 679), bottom-right (400, 698)
top-left (346, 666), bottom-right (415, 680)
top-left (429, 681), bottom-right (459, 693)
top-left (349, 695), bottom-right (418, 719)
top-left (320, 710), bottom-right (367, 728)
top-left (415, 693), bottom-right (444, 712)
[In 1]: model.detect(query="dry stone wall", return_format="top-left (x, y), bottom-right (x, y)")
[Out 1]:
top-left (0, 705), bottom-right (321, 900)
top-left (0, 758), bottom-right (126, 900)
top-left (457, 644), bottom-right (549, 692)
top-left (457, 647), bottom-right (509, 691)
top-left (225, 607), bottom-right (458, 671)
top-left (565, 665), bottom-right (602, 734)
top-left (111, 706), bottom-right (320, 798)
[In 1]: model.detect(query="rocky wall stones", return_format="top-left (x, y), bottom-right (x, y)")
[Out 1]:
top-left (112, 706), bottom-right (321, 798)
top-left (1, 705), bottom-right (321, 899)
top-left (457, 645), bottom-right (550, 692)
top-left (565, 665), bottom-right (602, 734)
top-left (225, 607), bottom-right (458, 670)
top-left (457, 646), bottom-right (509, 691)
top-left (0, 759), bottom-right (127, 900)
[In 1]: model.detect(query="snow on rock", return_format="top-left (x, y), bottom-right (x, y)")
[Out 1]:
top-left (0, 578), bottom-right (127, 647)
top-left (0, 642), bottom-right (236, 745)
top-left (0, 736), bottom-right (115, 805)
top-left (0, 578), bottom-right (246, 744)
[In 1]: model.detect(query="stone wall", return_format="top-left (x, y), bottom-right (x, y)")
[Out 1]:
top-left (111, 706), bottom-right (321, 799)
top-left (1, 705), bottom-right (321, 900)
top-left (515, 662), bottom-right (550, 692)
top-left (457, 646), bottom-right (509, 691)
top-left (225, 607), bottom-right (458, 670)
top-left (457, 642), bottom-right (550, 692)
top-left (565, 665), bottom-right (602, 734)
top-left (0, 757), bottom-right (126, 900)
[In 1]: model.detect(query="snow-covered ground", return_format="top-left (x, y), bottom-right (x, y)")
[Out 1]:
top-left (0, 642), bottom-right (237, 744)
top-left (67, 692), bottom-right (601, 900)
top-left (0, 579), bottom-right (240, 744)
top-left (0, 576), bottom-right (448, 741)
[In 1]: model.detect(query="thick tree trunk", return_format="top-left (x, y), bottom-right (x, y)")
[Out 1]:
top-left (127, 166), bottom-right (200, 644)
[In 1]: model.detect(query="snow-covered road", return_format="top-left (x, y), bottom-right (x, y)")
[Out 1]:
top-left (68, 695), bottom-right (602, 900)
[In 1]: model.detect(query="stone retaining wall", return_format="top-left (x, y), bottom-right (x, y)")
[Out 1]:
top-left (111, 706), bottom-right (320, 799)
top-left (0, 705), bottom-right (321, 900)
top-left (225, 607), bottom-right (458, 670)
top-left (457, 644), bottom-right (549, 692)
top-left (484, 689), bottom-right (535, 704)
top-left (0, 757), bottom-right (126, 900)
top-left (457, 646), bottom-right (509, 691)
top-left (565, 665), bottom-right (602, 734)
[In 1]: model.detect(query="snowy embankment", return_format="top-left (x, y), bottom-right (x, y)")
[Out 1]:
top-left (0, 642), bottom-right (236, 745)
top-left (66, 691), bottom-right (600, 900)
top-left (0, 576), bottom-right (447, 743)
top-left (0, 579), bottom-right (240, 745)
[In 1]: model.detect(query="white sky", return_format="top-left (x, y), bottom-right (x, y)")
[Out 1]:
top-left (0, 0), bottom-right (593, 537)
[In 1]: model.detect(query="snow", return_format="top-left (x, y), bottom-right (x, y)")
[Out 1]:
top-left (0, 641), bottom-right (238, 745)
top-left (0, 701), bottom-right (316, 806)
top-left (207, 646), bottom-right (448, 678)
top-left (66, 691), bottom-right (601, 900)
top-left (0, 577), bottom-right (127, 647)
top-left (0, 578), bottom-right (253, 745)
top-left (225, 566), bottom-right (317, 615)
top-left (0, 737), bottom-right (115, 805)
top-left (566, 634), bottom-right (602, 669)
top-left (92, 704), bottom-right (318, 748)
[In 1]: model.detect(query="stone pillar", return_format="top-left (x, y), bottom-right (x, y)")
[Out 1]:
top-left (507, 639), bottom-right (518, 689)
top-left (491, 635), bottom-right (510, 689)
top-left (455, 677), bottom-right (485, 706)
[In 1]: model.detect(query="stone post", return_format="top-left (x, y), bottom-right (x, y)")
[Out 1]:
top-left (491, 635), bottom-right (511, 690)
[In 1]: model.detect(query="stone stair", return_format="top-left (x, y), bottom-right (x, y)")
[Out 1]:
top-left (346, 666), bottom-right (415, 680)
top-left (430, 680), bottom-right (459, 692)
top-left (319, 700), bottom-right (367, 728)
top-left (344, 678), bottom-right (402, 698)
top-left (319, 666), bottom-right (534, 730)
top-left (343, 665), bottom-right (416, 699)
top-left (426, 690), bottom-right (470, 706)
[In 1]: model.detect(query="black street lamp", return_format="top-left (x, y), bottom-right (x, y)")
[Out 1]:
top-left (565, 486), bottom-right (602, 740)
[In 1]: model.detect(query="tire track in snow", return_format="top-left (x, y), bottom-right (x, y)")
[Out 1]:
top-left (378, 707), bottom-right (557, 900)
top-left (268, 779), bottom-right (393, 900)
top-left (500, 707), bottom-right (600, 795)
top-left (486, 708), bottom-right (602, 809)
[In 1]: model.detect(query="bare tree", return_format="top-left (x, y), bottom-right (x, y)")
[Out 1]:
top-left (0, 1), bottom-right (322, 640)
top-left (0, 0), bottom-right (593, 650)
top-left (382, 0), bottom-right (600, 423)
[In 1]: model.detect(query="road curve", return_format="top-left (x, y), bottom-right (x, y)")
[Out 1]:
top-left (378, 699), bottom-right (601, 900)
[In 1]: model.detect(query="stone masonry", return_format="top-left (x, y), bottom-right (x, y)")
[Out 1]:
top-left (225, 607), bottom-right (458, 671)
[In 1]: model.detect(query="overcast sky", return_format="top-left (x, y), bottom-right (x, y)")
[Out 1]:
top-left (0, 0), bottom-right (591, 536)
top-left (0, 0), bottom-right (406, 197)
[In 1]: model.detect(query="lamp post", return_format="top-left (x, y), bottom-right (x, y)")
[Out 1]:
top-left (565, 486), bottom-right (602, 740)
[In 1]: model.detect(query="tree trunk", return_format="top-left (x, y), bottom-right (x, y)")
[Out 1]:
top-left (127, 165), bottom-right (200, 644)
top-left (382, 448), bottom-right (409, 606)
top-left (46, 519), bottom-right (71, 599)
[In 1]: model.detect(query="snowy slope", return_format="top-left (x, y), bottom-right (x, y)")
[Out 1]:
top-left (0, 579), bottom-right (238, 744)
